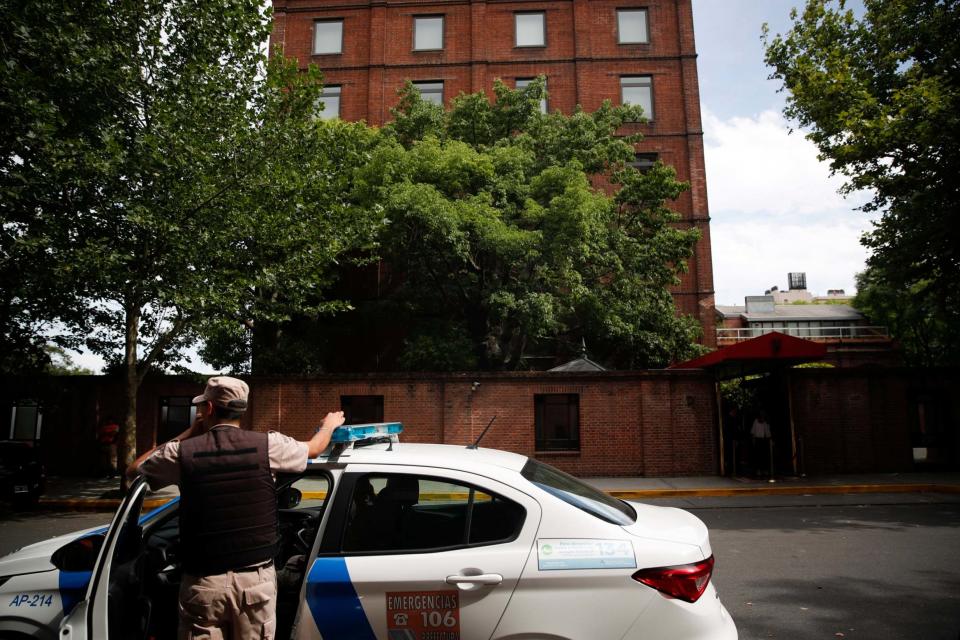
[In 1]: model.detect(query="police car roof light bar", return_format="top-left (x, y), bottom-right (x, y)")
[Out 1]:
top-left (328, 422), bottom-right (403, 445)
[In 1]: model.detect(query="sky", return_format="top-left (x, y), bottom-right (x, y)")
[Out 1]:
top-left (67, 1), bottom-right (873, 372)
top-left (691, 0), bottom-right (873, 306)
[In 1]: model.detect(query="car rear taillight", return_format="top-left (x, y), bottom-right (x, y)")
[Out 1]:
top-left (632, 555), bottom-right (714, 603)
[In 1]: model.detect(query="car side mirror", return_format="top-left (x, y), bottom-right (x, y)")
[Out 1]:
top-left (278, 487), bottom-right (302, 509)
top-left (51, 534), bottom-right (105, 572)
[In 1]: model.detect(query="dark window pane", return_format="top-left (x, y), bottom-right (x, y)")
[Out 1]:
top-left (535, 394), bottom-right (580, 451)
top-left (521, 459), bottom-right (636, 525)
top-left (340, 395), bottom-right (384, 425)
top-left (469, 490), bottom-right (525, 544)
top-left (342, 474), bottom-right (524, 553)
top-left (159, 397), bottom-right (194, 443)
top-left (630, 152), bottom-right (658, 173)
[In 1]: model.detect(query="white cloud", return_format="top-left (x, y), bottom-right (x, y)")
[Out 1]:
top-left (710, 217), bottom-right (871, 306)
top-left (702, 108), bottom-right (876, 305)
top-left (703, 108), bottom-right (867, 216)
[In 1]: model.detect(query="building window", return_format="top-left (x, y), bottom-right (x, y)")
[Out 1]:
top-left (9, 401), bottom-right (42, 440)
top-left (341, 395), bottom-right (384, 425)
top-left (318, 85), bottom-right (341, 119)
top-left (516, 77), bottom-right (547, 113)
top-left (412, 81), bottom-right (444, 106)
top-left (630, 152), bottom-right (658, 172)
top-left (159, 397), bottom-right (195, 443)
top-left (620, 75), bottom-right (654, 120)
top-left (515, 12), bottom-right (546, 47)
top-left (313, 19), bottom-right (343, 55)
top-left (413, 15), bottom-right (444, 51)
top-left (535, 394), bottom-right (580, 451)
top-left (617, 9), bottom-right (649, 44)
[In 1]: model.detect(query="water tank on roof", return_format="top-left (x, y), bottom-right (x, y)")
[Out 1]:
top-left (788, 272), bottom-right (807, 290)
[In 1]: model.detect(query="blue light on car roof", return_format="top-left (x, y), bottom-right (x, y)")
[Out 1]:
top-left (328, 422), bottom-right (403, 443)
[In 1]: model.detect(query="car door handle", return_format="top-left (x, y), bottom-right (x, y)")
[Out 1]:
top-left (445, 573), bottom-right (503, 586)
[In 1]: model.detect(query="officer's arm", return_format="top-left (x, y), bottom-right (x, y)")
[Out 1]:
top-left (124, 415), bottom-right (202, 481)
top-left (304, 411), bottom-right (345, 458)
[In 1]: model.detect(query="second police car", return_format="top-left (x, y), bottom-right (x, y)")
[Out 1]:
top-left (1, 423), bottom-right (737, 639)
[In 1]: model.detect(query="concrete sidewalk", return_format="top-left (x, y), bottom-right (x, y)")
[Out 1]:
top-left (32, 471), bottom-right (960, 512)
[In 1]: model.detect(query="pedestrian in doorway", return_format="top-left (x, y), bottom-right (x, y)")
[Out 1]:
top-left (96, 418), bottom-right (120, 478)
top-left (751, 411), bottom-right (772, 477)
top-left (125, 376), bottom-right (345, 640)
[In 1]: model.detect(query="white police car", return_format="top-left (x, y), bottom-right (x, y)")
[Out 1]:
top-left (1, 424), bottom-right (737, 639)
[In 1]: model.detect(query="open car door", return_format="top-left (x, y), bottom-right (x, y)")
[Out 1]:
top-left (59, 477), bottom-right (150, 640)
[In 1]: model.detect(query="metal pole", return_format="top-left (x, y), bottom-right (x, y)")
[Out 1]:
top-left (799, 435), bottom-right (806, 478)
top-left (768, 437), bottom-right (775, 483)
top-left (786, 370), bottom-right (798, 476)
top-left (715, 381), bottom-right (726, 476)
top-left (732, 439), bottom-right (738, 477)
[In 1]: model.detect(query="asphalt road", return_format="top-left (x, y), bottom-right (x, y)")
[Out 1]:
top-left (687, 497), bottom-right (960, 640)
top-left (2, 495), bottom-right (959, 639)
top-left (0, 506), bottom-right (110, 557)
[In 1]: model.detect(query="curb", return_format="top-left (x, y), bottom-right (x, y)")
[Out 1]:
top-left (34, 484), bottom-right (960, 511)
top-left (607, 483), bottom-right (960, 500)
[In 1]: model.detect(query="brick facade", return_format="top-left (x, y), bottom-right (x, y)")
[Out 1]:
top-left (271, 0), bottom-right (715, 346)
top-left (4, 369), bottom-right (958, 478)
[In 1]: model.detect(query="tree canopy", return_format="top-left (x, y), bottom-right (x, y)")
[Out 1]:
top-left (308, 79), bottom-right (705, 371)
top-left (1, 0), bottom-right (374, 474)
top-left (764, 0), bottom-right (960, 365)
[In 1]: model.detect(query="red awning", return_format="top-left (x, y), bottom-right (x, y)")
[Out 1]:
top-left (670, 331), bottom-right (827, 379)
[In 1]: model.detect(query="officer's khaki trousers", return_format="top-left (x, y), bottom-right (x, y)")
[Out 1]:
top-left (178, 563), bottom-right (276, 640)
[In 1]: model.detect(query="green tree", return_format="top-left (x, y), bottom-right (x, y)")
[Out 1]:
top-left (764, 0), bottom-right (960, 365)
top-left (1, 0), bottom-right (371, 479)
top-left (340, 79), bottom-right (704, 370)
top-left (854, 265), bottom-right (958, 364)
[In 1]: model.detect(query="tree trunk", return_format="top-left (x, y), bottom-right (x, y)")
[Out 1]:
top-left (118, 304), bottom-right (140, 492)
top-left (251, 319), bottom-right (281, 375)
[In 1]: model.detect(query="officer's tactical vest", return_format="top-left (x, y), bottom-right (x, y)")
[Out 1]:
top-left (179, 426), bottom-right (278, 575)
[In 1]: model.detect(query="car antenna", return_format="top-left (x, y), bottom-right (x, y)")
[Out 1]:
top-left (467, 415), bottom-right (497, 450)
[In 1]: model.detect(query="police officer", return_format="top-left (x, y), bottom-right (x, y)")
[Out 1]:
top-left (126, 376), bottom-right (344, 640)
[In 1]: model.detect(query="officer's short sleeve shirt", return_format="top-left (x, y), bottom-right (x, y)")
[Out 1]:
top-left (139, 430), bottom-right (309, 491)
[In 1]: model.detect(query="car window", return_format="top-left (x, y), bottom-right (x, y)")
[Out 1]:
top-left (341, 473), bottom-right (525, 553)
top-left (290, 474), bottom-right (330, 510)
top-left (521, 459), bottom-right (636, 525)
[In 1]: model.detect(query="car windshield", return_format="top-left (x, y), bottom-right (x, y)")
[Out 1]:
top-left (521, 459), bottom-right (636, 525)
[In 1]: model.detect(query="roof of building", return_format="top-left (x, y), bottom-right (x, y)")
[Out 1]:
top-left (548, 356), bottom-right (608, 372)
top-left (716, 303), bottom-right (863, 322)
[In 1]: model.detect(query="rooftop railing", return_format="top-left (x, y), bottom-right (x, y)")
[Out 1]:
top-left (716, 326), bottom-right (891, 344)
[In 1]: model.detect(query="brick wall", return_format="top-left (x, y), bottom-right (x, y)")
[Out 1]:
top-left (5, 368), bottom-right (958, 477)
top-left (246, 371), bottom-right (719, 476)
top-left (790, 369), bottom-right (960, 474)
top-left (271, 0), bottom-right (716, 348)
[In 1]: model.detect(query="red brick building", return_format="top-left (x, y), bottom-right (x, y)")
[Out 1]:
top-left (271, 0), bottom-right (715, 345)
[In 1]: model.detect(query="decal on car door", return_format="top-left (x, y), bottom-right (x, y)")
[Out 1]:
top-left (386, 590), bottom-right (460, 640)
